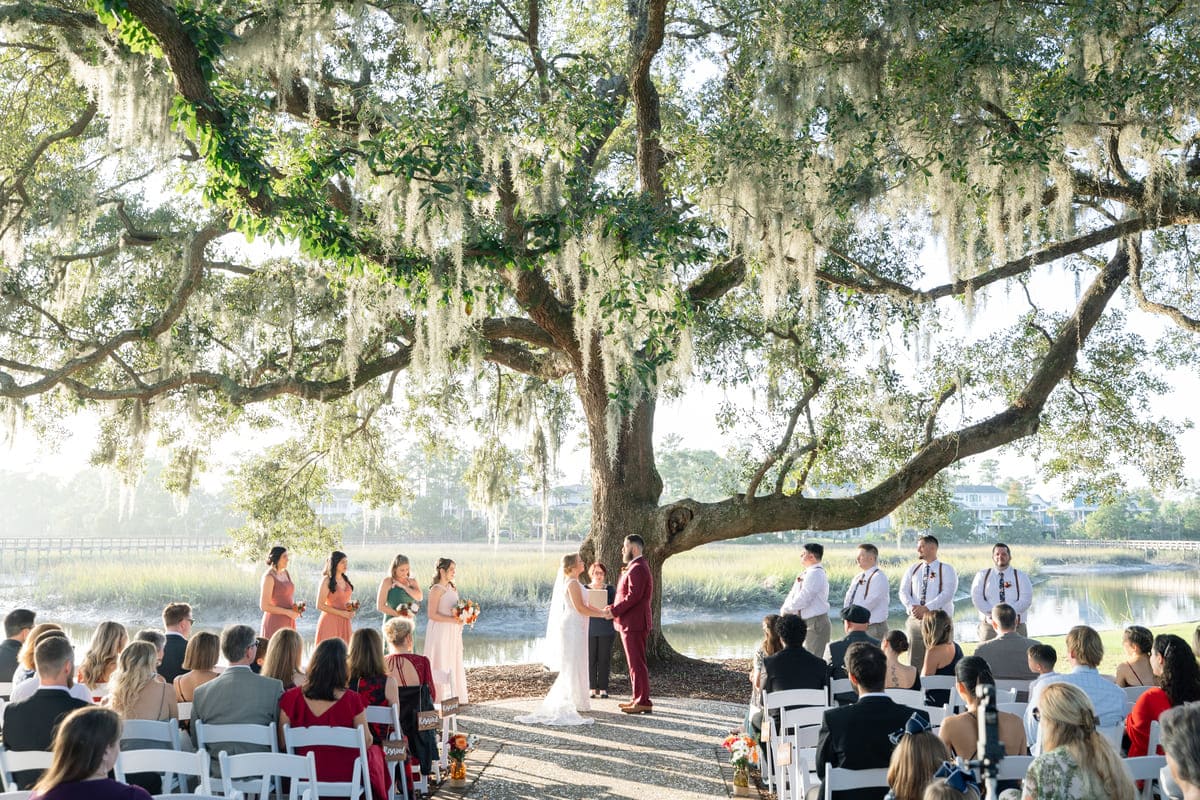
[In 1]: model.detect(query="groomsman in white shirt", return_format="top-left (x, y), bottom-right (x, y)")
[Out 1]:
top-left (842, 543), bottom-right (890, 641)
top-left (898, 534), bottom-right (958, 670)
top-left (780, 543), bottom-right (831, 657)
top-left (970, 542), bottom-right (1033, 640)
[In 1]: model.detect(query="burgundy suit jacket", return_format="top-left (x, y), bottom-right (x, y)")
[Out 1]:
top-left (611, 556), bottom-right (653, 633)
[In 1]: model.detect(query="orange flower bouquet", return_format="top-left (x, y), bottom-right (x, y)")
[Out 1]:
top-left (452, 600), bottom-right (480, 627)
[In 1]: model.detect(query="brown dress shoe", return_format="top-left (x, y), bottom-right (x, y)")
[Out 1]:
top-left (618, 701), bottom-right (635, 709)
top-left (621, 704), bottom-right (653, 714)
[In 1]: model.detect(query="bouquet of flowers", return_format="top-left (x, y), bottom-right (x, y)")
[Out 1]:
top-left (346, 600), bottom-right (361, 613)
top-left (292, 601), bottom-right (307, 615)
top-left (722, 733), bottom-right (759, 769)
top-left (452, 599), bottom-right (480, 627)
top-left (445, 732), bottom-right (478, 780)
top-left (396, 603), bottom-right (417, 616)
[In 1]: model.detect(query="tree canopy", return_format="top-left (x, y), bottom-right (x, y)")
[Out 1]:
top-left (3, 1), bottom-right (1200, 650)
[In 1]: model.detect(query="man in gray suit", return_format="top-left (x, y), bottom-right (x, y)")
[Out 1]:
top-left (193, 624), bottom-right (284, 768)
top-left (972, 603), bottom-right (1039, 681)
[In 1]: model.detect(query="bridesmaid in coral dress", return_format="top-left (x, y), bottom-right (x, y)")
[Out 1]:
top-left (315, 550), bottom-right (356, 645)
top-left (423, 557), bottom-right (468, 704)
top-left (260, 546), bottom-right (302, 639)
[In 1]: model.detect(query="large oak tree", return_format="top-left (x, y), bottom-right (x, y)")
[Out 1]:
top-left (2, 0), bottom-right (1199, 657)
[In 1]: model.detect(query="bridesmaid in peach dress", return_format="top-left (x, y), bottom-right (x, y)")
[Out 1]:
top-left (316, 550), bottom-right (356, 645)
top-left (260, 546), bottom-right (302, 639)
top-left (423, 558), bottom-right (468, 704)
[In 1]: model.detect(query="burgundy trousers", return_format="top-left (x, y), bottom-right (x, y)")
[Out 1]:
top-left (619, 627), bottom-right (652, 706)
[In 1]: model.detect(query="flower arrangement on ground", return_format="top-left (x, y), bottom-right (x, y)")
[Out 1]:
top-left (452, 599), bottom-right (480, 627)
top-left (722, 733), bottom-right (758, 789)
top-left (446, 732), bottom-right (478, 781)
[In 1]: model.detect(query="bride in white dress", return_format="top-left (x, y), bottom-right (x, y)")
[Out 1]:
top-left (516, 553), bottom-right (610, 726)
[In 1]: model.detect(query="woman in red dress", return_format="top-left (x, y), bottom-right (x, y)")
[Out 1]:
top-left (260, 546), bottom-right (301, 639)
top-left (315, 550), bottom-right (356, 645)
top-left (278, 638), bottom-right (389, 800)
top-left (1125, 634), bottom-right (1200, 756)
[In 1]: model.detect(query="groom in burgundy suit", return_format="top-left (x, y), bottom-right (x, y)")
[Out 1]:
top-left (607, 534), bottom-right (653, 714)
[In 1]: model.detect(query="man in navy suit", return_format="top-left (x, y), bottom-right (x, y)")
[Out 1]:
top-left (2, 636), bottom-right (89, 788)
top-left (812, 642), bottom-right (928, 800)
top-left (158, 601), bottom-right (192, 683)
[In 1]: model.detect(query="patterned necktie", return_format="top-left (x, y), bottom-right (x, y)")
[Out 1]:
top-left (998, 571), bottom-right (1006, 603)
top-left (919, 565), bottom-right (930, 604)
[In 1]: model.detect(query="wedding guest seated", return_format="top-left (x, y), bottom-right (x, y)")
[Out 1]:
top-left (3, 636), bottom-right (90, 788)
top-left (28, 706), bottom-right (152, 800)
top-left (1025, 626), bottom-right (1125, 748)
top-left (348, 627), bottom-right (399, 744)
top-left (77, 622), bottom-right (128, 698)
top-left (763, 613), bottom-right (829, 704)
top-left (261, 628), bottom-right (306, 690)
top-left (1125, 635), bottom-right (1200, 757)
top-left (1114, 625), bottom-right (1156, 688)
top-left (885, 715), bottom-right (950, 800)
top-left (251, 637), bottom-right (269, 673)
top-left (1027, 643), bottom-right (1058, 687)
top-left (107, 640), bottom-right (181, 793)
top-left (174, 631), bottom-right (221, 703)
top-left (1160, 701), bottom-right (1200, 800)
top-left (827, 605), bottom-right (880, 680)
top-left (1, 607), bottom-right (35, 683)
top-left (883, 630), bottom-right (920, 691)
top-left (192, 624), bottom-right (284, 766)
top-left (279, 637), bottom-right (390, 800)
top-left (812, 643), bottom-right (928, 800)
top-left (8, 630), bottom-right (92, 705)
top-left (133, 630), bottom-right (166, 671)
top-left (1019, 682), bottom-right (1135, 800)
top-left (938, 657), bottom-right (1026, 759)
top-left (12, 622), bottom-right (65, 688)
top-left (920, 611), bottom-right (961, 707)
top-left (158, 603), bottom-right (193, 683)
top-left (746, 613), bottom-right (782, 746)
top-left (972, 603), bottom-right (1038, 682)
top-left (383, 616), bottom-right (438, 783)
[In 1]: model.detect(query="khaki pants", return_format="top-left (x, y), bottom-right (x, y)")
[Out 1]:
top-left (905, 616), bottom-right (926, 669)
top-left (804, 614), bottom-right (831, 658)
top-left (867, 622), bottom-right (889, 642)
top-left (977, 620), bottom-right (1029, 641)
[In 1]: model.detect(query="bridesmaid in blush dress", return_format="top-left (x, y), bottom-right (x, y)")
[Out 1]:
top-left (315, 550), bottom-right (356, 645)
top-left (260, 546), bottom-right (301, 639)
top-left (423, 557), bottom-right (468, 704)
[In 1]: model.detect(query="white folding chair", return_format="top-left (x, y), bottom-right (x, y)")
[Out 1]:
top-left (193, 721), bottom-right (278, 797)
top-left (432, 669), bottom-right (459, 772)
top-left (154, 795), bottom-right (242, 800)
top-left (364, 704), bottom-right (409, 800)
top-left (0, 748), bottom-right (53, 792)
top-left (919, 676), bottom-right (959, 708)
top-left (998, 701), bottom-right (1028, 718)
top-left (994, 678), bottom-right (1031, 700)
top-left (996, 755), bottom-right (1033, 781)
top-left (0, 683), bottom-right (12, 701)
top-left (283, 724), bottom-right (372, 800)
top-left (116, 747), bottom-right (211, 795)
top-left (786, 726), bottom-right (821, 800)
top-left (882, 689), bottom-right (925, 707)
top-left (763, 689), bottom-right (828, 795)
top-left (218, 750), bottom-right (317, 800)
top-left (1099, 722), bottom-right (1126, 750)
top-left (1123, 755), bottom-right (1168, 800)
top-left (0, 791), bottom-right (31, 800)
top-left (1125, 685), bottom-right (1154, 706)
top-left (777, 707), bottom-right (824, 800)
top-left (823, 766), bottom-right (889, 799)
top-left (827, 679), bottom-right (853, 705)
top-left (925, 704), bottom-right (950, 727)
top-left (177, 702), bottom-right (193, 723)
top-left (1147, 720), bottom-right (1162, 755)
top-left (121, 719), bottom-right (182, 751)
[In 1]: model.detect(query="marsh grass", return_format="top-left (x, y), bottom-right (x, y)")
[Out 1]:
top-left (16, 540), bottom-right (1180, 621)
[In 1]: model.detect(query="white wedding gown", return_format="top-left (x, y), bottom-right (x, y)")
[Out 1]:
top-left (515, 576), bottom-right (593, 726)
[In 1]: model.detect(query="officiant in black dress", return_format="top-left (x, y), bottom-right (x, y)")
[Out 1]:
top-left (587, 562), bottom-right (617, 699)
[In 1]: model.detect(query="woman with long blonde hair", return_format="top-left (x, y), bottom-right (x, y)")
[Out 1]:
top-left (106, 641), bottom-right (178, 726)
top-left (1021, 682), bottom-right (1135, 800)
top-left (76, 621), bottom-right (127, 692)
top-left (886, 724), bottom-right (950, 800)
top-left (261, 627), bottom-right (306, 690)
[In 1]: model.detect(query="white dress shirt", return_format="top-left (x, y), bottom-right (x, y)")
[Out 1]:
top-left (780, 564), bottom-right (830, 618)
top-left (9, 678), bottom-right (94, 704)
top-left (843, 567), bottom-right (890, 624)
top-left (970, 566), bottom-right (1033, 621)
top-left (898, 559), bottom-right (958, 615)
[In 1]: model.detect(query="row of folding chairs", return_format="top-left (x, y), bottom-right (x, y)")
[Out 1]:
top-left (818, 755), bottom-right (1169, 800)
top-left (0, 705), bottom-right (414, 800)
